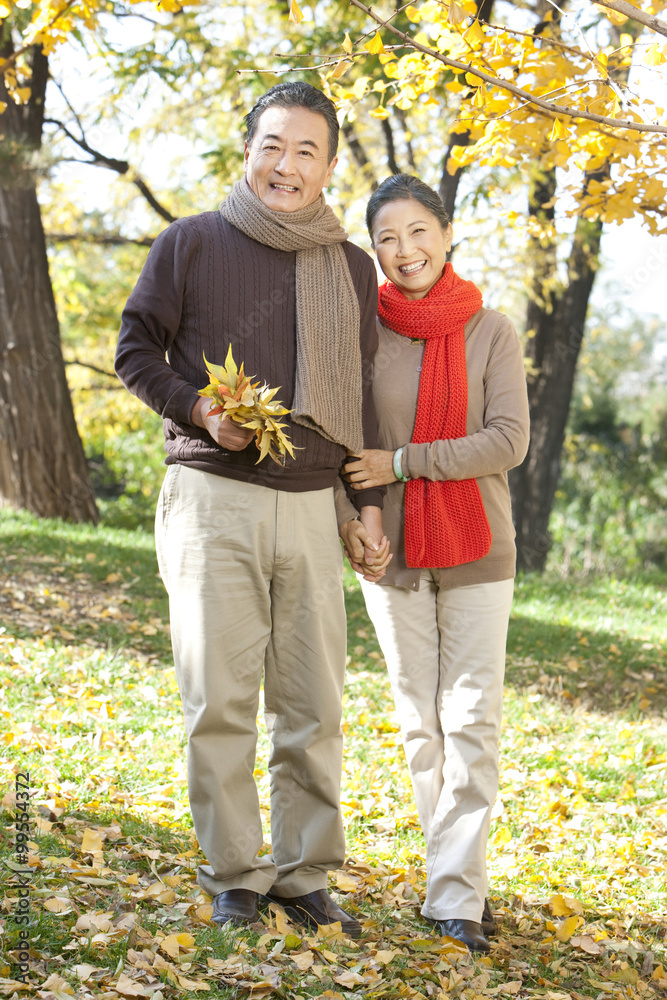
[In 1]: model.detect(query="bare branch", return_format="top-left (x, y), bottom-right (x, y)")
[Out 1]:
top-left (592, 0), bottom-right (667, 39)
top-left (44, 118), bottom-right (178, 224)
top-left (348, 0), bottom-right (667, 134)
top-left (65, 359), bottom-right (117, 380)
top-left (46, 233), bottom-right (155, 248)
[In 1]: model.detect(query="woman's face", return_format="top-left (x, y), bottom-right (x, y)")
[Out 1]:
top-left (372, 198), bottom-right (453, 300)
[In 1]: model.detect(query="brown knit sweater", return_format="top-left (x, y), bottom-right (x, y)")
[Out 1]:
top-left (115, 211), bottom-right (383, 508)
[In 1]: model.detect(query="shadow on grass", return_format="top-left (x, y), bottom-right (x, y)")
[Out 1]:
top-left (507, 613), bottom-right (666, 715)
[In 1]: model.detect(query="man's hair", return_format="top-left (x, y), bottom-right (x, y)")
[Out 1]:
top-left (366, 174), bottom-right (452, 244)
top-left (244, 82), bottom-right (339, 164)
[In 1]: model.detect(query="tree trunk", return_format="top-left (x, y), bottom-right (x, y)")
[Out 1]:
top-left (510, 200), bottom-right (603, 572)
top-left (0, 43), bottom-right (98, 522)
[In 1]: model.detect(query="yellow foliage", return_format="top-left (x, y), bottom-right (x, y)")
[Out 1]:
top-left (644, 43), bottom-right (667, 66)
top-left (365, 31), bottom-right (385, 54)
top-left (199, 347), bottom-right (297, 467)
top-left (463, 18), bottom-right (485, 48)
top-left (288, 0), bottom-right (304, 22)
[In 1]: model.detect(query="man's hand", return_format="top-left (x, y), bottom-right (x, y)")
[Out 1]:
top-left (191, 397), bottom-right (255, 451)
top-left (340, 506), bottom-right (391, 582)
top-left (343, 449), bottom-right (397, 489)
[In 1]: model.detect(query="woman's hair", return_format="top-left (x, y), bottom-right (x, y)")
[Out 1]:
top-left (366, 174), bottom-right (451, 243)
top-left (244, 82), bottom-right (339, 164)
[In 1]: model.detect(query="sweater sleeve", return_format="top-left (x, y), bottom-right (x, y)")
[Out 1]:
top-left (403, 314), bottom-right (530, 482)
top-left (115, 222), bottom-right (202, 425)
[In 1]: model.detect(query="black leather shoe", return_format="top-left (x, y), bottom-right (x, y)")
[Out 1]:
top-left (481, 898), bottom-right (496, 936)
top-left (434, 918), bottom-right (490, 953)
top-left (212, 888), bottom-right (259, 926)
top-left (265, 888), bottom-right (361, 939)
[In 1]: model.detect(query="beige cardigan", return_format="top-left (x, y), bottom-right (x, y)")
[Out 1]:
top-left (335, 308), bottom-right (530, 591)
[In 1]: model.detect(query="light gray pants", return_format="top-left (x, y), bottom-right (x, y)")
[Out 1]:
top-left (361, 573), bottom-right (514, 921)
top-left (155, 465), bottom-right (347, 897)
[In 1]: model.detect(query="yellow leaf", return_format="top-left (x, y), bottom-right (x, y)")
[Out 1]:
top-left (160, 934), bottom-right (183, 960)
top-left (548, 118), bottom-right (568, 141)
top-left (370, 105), bottom-right (390, 118)
top-left (177, 976), bottom-right (211, 991)
top-left (644, 43), bottom-right (666, 67)
top-left (43, 896), bottom-right (72, 914)
top-left (125, 873), bottom-right (139, 885)
top-left (331, 58), bottom-right (349, 79)
top-left (491, 825), bottom-right (512, 846)
top-left (74, 964), bottom-right (99, 981)
top-left (463, 18), bottom-right (485, 47)
top-left (472, 84), bottom-right (486, 107)
top-left (365, 31), bottom-right (385, 54)
top-left (342, 31), bottom-right (353, 54)
top-left (81, 828), bottom-right (104, 853)
top-left (336, 871), bottom-right (360, 892)
top-left (196, 903), bottom-right (213, 921)
top-left (447, 0), bottom-right (467, 25)
top-left (549, 893), bottom-right (583, 916)
top-left (288, 0), bottom-right (304, 22)
top-left (0, 2), bottom-right (12, 17)
top-left (292, 950), bottom-right (315, 970)
top-left (113, 974), bottom-right (150, 997)
top-left (556, 915), bottom-right (579, 942)
top-left (596, 51), bottom-right (608, 74)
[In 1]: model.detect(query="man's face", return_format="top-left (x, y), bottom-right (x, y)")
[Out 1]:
top-left (243, 106), bottom-right (337, 213)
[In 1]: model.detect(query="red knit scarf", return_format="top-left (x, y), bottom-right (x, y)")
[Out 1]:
top-left (377, 263), bottom-right (492, 569)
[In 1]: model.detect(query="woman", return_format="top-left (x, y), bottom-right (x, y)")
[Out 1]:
top-left (338, 175), bottom-right (530, 952)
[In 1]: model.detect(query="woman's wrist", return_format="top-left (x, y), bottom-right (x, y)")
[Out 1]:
top-left (393, 447), bottom-right (410, 483)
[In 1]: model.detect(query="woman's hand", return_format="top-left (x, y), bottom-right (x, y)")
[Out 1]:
top-left (342, 449), bottom-right (398, 489)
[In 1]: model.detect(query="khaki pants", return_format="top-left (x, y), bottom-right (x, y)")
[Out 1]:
top-left (361, 574), bottom-right (514, 921)
top-left (155, 465), bottom-right (347, 897)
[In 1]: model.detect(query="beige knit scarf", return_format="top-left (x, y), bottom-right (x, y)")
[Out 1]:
top-left (219, 179), bottom-right (363, 455)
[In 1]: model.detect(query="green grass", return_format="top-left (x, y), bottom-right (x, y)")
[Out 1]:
top-left (1, 508), bottom-right (666, 999)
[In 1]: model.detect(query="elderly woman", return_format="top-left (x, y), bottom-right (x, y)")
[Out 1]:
top-left (338, 174), bottom-right (530, 952)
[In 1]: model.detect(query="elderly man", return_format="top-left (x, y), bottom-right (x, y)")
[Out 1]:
top-left (115, 82), bottom-right (387, 936)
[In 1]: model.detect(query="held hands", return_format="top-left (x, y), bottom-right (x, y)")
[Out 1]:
top-left (191, 397), bottom-right (255, 451)
top-left (343, 449), bottom-right (399, 489)
top-left (340, 506), bottom-right (392, 583)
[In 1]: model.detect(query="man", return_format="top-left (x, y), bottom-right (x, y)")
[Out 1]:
top-left (115, 82), bottom-right (388, 936)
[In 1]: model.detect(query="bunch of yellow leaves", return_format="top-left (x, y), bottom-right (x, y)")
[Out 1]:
top-left (198, 347), bottom-right (297, 466)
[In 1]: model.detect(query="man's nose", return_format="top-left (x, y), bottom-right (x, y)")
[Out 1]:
top-left (275, 150), bottom-right (297, 174)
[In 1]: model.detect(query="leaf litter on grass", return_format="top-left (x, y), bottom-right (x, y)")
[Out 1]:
top-left (1, 516), bottom-right (666, 998)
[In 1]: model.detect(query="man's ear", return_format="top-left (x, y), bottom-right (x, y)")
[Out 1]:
top-left (324, 155), bottom-right (338, 187)
top-left (243, 141), bottom-right (249, 171)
